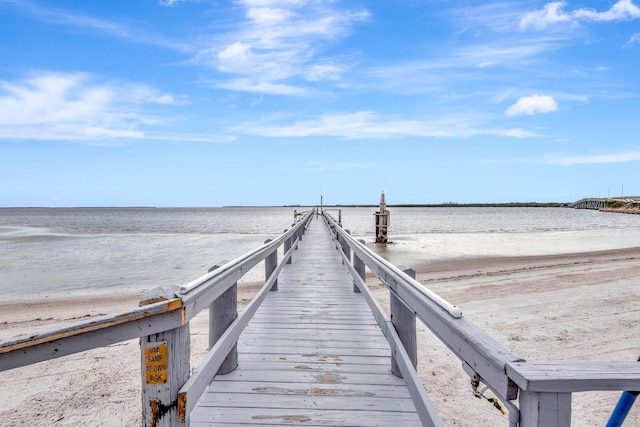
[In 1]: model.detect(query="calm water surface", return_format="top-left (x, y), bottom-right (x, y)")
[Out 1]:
top-left (1, 207), bottom-right (639, 300)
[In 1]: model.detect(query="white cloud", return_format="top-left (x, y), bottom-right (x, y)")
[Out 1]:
top-left (624, 33), bottom-right (640, 47)
top-left (505, 95), bottom-right (558, 116)
top-left (520, 0), bottom-right (640, 30)
top-left (306, 63), bottom-right (345, 82)
top-left (125, 85), bottom-right (190, 105)
top-left (159, 0), bottom-right (188, 6)
top-left (216, 79), bottom-right (308, 95)
top-left (449, 2), bottom-right (526, 34)
top-left (574, 0), bottom-right (640, 22)
top-left (217, 42), bottom-right (253, 68)
top-left (195, 1), bottom-right (370, 94)
top-left (546, 151), bottom-right (640, 165)
top-left (520, 2), bottom-right (573, 29)
top-left (0, 72), bottom-right (229, 143)
top-left (358, 34), bottom-right (565, 96)
top-left (233, 110), bottom-right (537, 139)
top-left (6, 1), bottom-right (189, 51)
top-left (246, 7), bottom-right (293, 25)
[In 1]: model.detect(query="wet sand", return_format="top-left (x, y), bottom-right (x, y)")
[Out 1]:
top-left (1, 248), bottom-right (640, 426)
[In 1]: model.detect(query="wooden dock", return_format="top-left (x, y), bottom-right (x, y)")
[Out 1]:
top-left (3, 208), bottom-right (640, 427)
top-left (190, 218), bottom-right (422, 425)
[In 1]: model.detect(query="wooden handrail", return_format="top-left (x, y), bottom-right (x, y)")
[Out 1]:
top-left (0, 210), bottom-right (314, 371)
top-left (0, 298), bottom-right (184, 372)
top-left (323, 211), bottom-right (640, 427)
top-left (323, 211), bottom-right (523, 403)
top-left (9, 207), bottom-right (639, 426)
top-left (328, 220), bottom-right (444, 426)
top-left (0, 208), bottom-right (315, 427)
top-left (177, 235), bottom-right (300, 423)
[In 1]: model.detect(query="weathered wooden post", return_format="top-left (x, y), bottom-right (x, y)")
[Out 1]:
top-left (352, 239), bottom-right (366, 293)
top-left (374, 191), bottom-right (390, 243)
top-left (139, 285), bottom-right (189, 427)
top-left (265, 239), bottom-right (278, 291)
top-left (284, 230), bottom-right (292, 264)
top-left (208, 261), bottom-right (238, 375)
top-left (519, 391), bottom-right (571, 427)
top-left (390, 266), bottom-right (417, 378)
top-left (342, 230), bottom-right (352, 261)
top-left (335, 230), bottom-right (342, 251)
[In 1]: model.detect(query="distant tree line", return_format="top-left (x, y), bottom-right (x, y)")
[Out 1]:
top-left (312, 202), bottom-right (569, 208)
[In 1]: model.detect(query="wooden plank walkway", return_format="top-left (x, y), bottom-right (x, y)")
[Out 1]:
top-left (190, 217), bottom-right (422, 426)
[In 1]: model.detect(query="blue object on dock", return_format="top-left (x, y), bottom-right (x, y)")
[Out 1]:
top-left (606, 390), bottom-right (639, 426)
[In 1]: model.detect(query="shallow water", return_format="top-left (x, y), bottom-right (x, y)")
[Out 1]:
top-left (1, 207), bottom-right (639, 299)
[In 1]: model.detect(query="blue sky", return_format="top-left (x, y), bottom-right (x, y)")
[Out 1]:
top-left (1, 0), bottom-right (639, 207)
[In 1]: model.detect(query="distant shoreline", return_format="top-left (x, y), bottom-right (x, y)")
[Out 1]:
top-left (296, 202), bottom-right (570, 209)
top-left (0, 203), bottom-right (571, 209)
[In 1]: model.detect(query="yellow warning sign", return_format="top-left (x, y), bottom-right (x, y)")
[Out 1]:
top-left (145, 342), bottom-right (168, 384)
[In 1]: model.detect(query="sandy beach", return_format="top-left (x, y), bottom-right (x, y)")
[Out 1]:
top-left (1, 247), bottom-right (639, 426)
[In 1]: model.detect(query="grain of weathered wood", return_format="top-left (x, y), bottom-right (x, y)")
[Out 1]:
top-left (190, 217), bottom-right (423, 426)
top-left (264, 238), bottom-right (278, 291)
top-left (140, 286), bottom-right (190, 427)
top-left (391, 265), bottom-right (418, 378)
top-left (335, 235), bottom-right (444, 426)
top-left (141, 321), bottom-right (190, 427)
top-left (238, 352), bottom-right (391, 365)
top-left (190, 408), bottom-right (422, 426)
top-left (199, 392), bottom-right (418, 412)
top-left (0, 299), bottom-right (183, 372)
top-left (207, 380), bottom-right (412, 398)
top-left (507, 361), bottom-right (640, 392)
top-left (208, 262), bottom-right (238, 375)
top-left (326, 213), bottom-right (523, 402)
top-left (519, 390), bottom-right (572, 427)
top-left (178, 238), bottom-right (298, 422)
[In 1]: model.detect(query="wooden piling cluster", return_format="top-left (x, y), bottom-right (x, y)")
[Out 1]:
top-left (375, 191), bottom-right (390, 243)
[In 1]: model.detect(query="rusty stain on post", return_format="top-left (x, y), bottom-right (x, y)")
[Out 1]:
top-left (177, 393), bottom-right (187, 423)
top-left (149, 399), bottom-right (178, 427)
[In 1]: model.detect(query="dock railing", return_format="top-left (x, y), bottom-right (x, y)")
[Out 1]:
top-left (2, 207), bottom-right (639, 427)
top-left (323, 211), bottom-right (640, 427)
top-left (0, 208), bottom-right (314, 427)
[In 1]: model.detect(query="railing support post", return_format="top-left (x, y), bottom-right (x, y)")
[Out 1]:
top-left (139, 285), bottom-right (189, 427)
top-left (265, 239), bottom-right (278, 291)
top-left (352, 239), bottom-right (366, 293)
top-left (284, 230), bottom-right (292, 264)
top-left (342, 230), bottom-right (352, 263)
top-left (390, 266), bottom-right (417, 378)
top-left (519, 391), bottom-right (571, 427)
top-left (208, 261), bottom-right (238, 375)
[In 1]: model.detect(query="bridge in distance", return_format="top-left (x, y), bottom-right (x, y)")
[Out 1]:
top-left (570, 196), bottom-right (639, 210)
